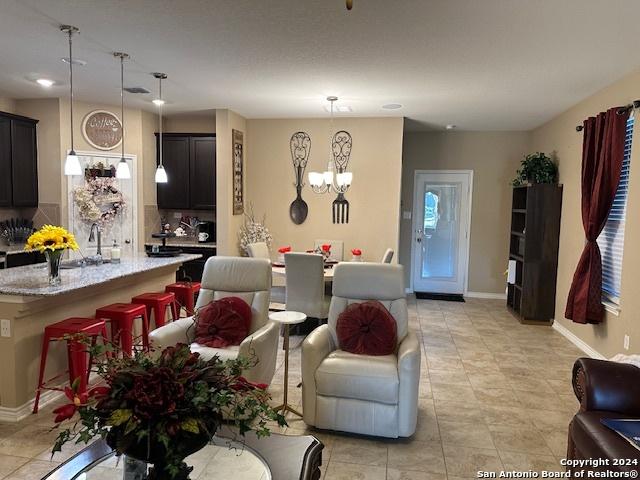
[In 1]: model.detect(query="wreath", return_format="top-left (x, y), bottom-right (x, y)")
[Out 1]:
top-left (73, 176), bottom-right (126, 227)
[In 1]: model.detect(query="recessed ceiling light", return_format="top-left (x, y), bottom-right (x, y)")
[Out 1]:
top-left (152, 99), bottom-right (165, 106)
top-left (382, 103), bottom-right (402, 110)
top-left (36, 78), bottom-right (54, 87)
top-left (446, 124), bottom-right (457, 130)
top-left (61, 57), bottom-right (87, 66)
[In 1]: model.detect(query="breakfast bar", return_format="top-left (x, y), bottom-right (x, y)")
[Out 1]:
top-left (0, 253), bottom-right (201, 419)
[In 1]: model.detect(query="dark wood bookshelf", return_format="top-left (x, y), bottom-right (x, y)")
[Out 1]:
top-left (506, 184), bottom-right (563, 324)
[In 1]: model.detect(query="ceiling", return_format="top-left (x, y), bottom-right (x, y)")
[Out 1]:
top-left (1, 0), bottom-right (639, 131)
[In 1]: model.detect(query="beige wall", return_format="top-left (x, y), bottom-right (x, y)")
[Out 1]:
top-left (245, 117), bottom-right (404, 263)
top-left (530, 68), bottom-right (640, 357)
top-left (0, 96), bottom-right (16, 113)
top-left (164, 112), bottom-right (215, 133)
top-left (401, 132), bottom-right (528, 294)
top-left (216, 109), bottom-right (246, 255)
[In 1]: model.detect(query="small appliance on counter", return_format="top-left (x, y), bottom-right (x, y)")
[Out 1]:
top-left (197, 221), bottom-right (216, 243)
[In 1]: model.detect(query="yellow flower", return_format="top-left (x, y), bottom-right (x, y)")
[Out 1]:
top-left (25, 225), bottom-right (79, 253)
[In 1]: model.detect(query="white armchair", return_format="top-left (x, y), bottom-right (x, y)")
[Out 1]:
top-left (301, 262), bottom-right (420, 438)
top-left (149, 256), bottom-right (279, 385)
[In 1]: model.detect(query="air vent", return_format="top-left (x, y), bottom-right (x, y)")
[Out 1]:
top-left (124, 87), bottom-right (150, 94)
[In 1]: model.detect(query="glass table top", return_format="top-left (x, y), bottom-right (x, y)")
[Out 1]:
top-left (75, 439), bottom-right (271, 480)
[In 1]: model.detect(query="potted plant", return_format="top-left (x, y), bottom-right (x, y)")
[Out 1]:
top-left (512, 152), bottom-right (558, 186)
top-left (51, 343), bottom-right (286, 480)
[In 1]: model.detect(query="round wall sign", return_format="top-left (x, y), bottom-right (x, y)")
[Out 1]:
top-left (81, 110), bottom-right (123, 150)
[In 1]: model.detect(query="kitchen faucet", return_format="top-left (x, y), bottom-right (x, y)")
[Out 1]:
top-left (88, 223), bottom-right (103, 264)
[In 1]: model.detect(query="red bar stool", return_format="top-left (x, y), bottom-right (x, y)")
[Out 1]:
top-left (165, 282), bottom-right (201, 316)
top-left (33, 317), bottom-right (108, 414)
top-left (131, 292), bottom-right (179, 329)
top-left (95, 303), bottom-right (150, 357)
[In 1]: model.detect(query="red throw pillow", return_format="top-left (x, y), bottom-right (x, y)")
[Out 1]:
top-left (336, 300), bottom-right (397, 356)
top-left (194, 297), bottom-right (252, 348)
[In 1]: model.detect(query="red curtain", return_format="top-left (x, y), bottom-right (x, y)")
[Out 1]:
top-left (565, 107), bottom-right (629, 324)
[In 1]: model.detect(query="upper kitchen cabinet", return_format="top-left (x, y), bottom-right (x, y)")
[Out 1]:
top-left (0, 111), bottom-right (39, 208)
top-left (156, 133), bottom-right (216, 210)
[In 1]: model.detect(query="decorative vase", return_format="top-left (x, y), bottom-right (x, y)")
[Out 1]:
top-left (107, 418), bottom-right (218, 480)
top-left (45, 250), bottom-right (63, 286)
top-left (351, 255), bottom-right (362, 262)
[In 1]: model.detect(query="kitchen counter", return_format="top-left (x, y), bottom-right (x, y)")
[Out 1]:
top-left (0, 253), bottom-right (201, 297)
top-left (0, 252), bottom-right (200, 417)
top-left (145, 240), bottom-right (217, 249)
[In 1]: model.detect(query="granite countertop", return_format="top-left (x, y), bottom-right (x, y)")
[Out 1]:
top-left (0, 253), bottom-right (202, 297)
top-left (145, 239), bottom-right (217, 249)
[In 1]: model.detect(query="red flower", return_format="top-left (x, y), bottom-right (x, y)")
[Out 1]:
top-left (321, 244), bottom-right (331, 253)
top-left (52, 385), bottom-right (89, 423)
top-left (351, 248), bottom-right (362, 256)
top-left (232, 376), bottom-right (268, 391)
top-left (278, 246), bottom-right (292, 254)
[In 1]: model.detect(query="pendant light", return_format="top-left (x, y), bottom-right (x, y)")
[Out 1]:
top-left (153, 73), bottom-right (168, 183)
top-left (61, 25), bottom-right (82, 176)
top-left (114, 52), bottom-right (131, 179)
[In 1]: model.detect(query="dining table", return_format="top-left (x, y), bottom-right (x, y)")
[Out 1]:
top-left (271, 261), bottom-right (337, 281)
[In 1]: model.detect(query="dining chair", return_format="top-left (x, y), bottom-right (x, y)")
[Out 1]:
top-left (284, 252), bottom-right (330, 320)
top-left (313, 239), bottom-right (344, 261)
top-left (247, 242), bottom-right (271, 260)
top-left (381, 248), bottom-right (394, 263)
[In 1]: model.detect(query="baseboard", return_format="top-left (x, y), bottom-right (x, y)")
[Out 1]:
top-left (465, 291), bottom-right (507, 300)
top-left (0, 387), bottom-right (64, 423)
top-left (552, 321), bottom-right (606, 360)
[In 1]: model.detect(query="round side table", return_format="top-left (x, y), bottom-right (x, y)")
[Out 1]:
top-left (269, 310), bottom-right (307, 417)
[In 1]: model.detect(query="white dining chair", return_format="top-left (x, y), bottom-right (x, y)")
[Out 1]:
top-left (381, 248), bottom-right (394, 263)
top-left (284, 252), bottom-right (330, 320)
top-left (313, 239), bottom-right (344, 261)
top-left (247, 242), bottom-right (271, 260)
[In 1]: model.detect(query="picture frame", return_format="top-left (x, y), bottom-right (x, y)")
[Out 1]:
top-left (232, 129), bottom-right (244, 215)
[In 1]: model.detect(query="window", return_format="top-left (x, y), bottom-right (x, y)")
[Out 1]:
top-left (597, 114), bottom-right (634, 305)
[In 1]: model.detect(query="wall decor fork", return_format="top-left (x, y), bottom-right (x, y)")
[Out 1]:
top-left (332, 130), bottom-right (352, 224)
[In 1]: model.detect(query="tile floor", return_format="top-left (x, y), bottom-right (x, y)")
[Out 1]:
top-left (0, 297), bottom-right (583, 479)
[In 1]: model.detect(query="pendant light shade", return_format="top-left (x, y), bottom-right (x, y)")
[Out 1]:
top-left (64, 153), bottom-right (82, 176)
top-left (153, 73), bottom-right (168, 184)
top-left (114, 52), bottom-right (131, 180)
top-left (61, 25), bottom-right (81, 176)
top-left (154, 165), bottom-right (168, 183)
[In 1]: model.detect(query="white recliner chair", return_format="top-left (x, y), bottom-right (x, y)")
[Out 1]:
top-left (149, 256), bottom-right (279, 385)
top-left (301, 262), bottom-right (420, 438)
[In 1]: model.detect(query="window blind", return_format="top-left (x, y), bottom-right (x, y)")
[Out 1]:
top-left (597, 114), bottom-right (634, 303)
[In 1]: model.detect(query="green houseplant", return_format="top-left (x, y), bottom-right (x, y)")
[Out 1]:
top-left (51, 343), bottom-right (286, 480)
top-left (512, 152), bottom-right (558, 186)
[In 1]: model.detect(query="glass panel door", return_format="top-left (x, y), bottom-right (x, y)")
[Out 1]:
top-left (412, 171), bottom-right (471, 294)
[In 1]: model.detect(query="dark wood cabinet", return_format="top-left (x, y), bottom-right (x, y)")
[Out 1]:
top-left (506, 184), bottom-right (563, 324)
top-left (0, 111), bottom-right (39, 208)
top-left (0, 117), bottom-right (12, 207)
top-left (156, 133), bottom-right (216, 210)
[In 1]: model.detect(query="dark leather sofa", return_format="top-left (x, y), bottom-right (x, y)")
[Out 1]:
top-left (567, 358), bottom-right (640, 475)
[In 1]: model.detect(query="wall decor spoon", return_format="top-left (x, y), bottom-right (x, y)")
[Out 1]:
top-left (289, 131), bottom-right (311, 225)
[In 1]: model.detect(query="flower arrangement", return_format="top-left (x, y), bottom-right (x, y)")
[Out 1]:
top-left (26, 225), bottom-right (79, 286)
top-left (315, 243), bottom-right (332, 261)
top-left (73, 176), bottom-right (126, 228)
top-left (52, 343), bottom-right (286, 480)
top-left (25, 225), bottom-right (79, 253)
top-left (277, 246), bottom-right (292, 254)
top-left (238, 204), bottom-right (273, 255)
top-left (351, 248), bottom-right (362, 262)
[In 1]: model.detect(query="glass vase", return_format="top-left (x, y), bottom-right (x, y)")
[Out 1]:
top-left (45, 250), bottom-right (63, 286)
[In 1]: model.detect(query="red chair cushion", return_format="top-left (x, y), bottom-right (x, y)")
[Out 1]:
top-left (336, 300), bottom-right (397, 356)
top-left (194, 297), bottom-right (252, 348)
